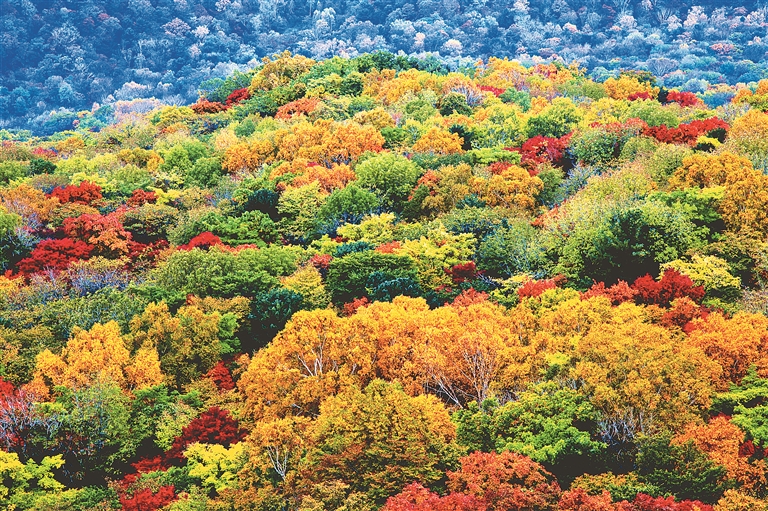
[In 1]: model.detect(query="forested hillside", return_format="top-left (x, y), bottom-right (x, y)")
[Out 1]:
top-left (2, 52), bottom-right (768, 509)
top-left (2, 1), bottom-right (768, 133)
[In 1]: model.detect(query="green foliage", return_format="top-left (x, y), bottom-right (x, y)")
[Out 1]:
top-left (453, 383), bottom-right (605, 483)
top-left (316, 184), bottom-right (380, 232)
top-left (713, 368), bottom-right (768, 446)
top-left (526, 97), bottom-right (582, 138)
top-left (186, 156), bottom-right (224, 188)
top-left (623, 100), bottom-right (679, 127)
top-left (354, 152), bottom-right (422, 211)
top-left (247, 288), bottom-right (305, 351)
top-left (499, 89), bottom-right (532, 111)
top-left (635, 434), bottom-right (731, 503)
top-left (0, 160), bottom-right (28, 183)
top-left (151, 245), bottom-right (299, 298)
top-left (439, 92), bottom-right (472, 116)
top-left (553, 198), bottom-right (707, 286)
top-left (326, 250), bottom-right (418, 302)
top-left (476, 220), bottom-right (548, 278)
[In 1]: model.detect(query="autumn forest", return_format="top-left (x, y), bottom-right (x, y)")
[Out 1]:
top-left (2, 50), bottom-right (768, 510)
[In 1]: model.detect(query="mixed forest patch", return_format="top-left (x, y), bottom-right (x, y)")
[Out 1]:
top-left (2, 52), bottom-right (768, 509)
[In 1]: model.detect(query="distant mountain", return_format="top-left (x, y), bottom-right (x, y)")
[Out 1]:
top-left (1, 0), bottom-right (766, 133)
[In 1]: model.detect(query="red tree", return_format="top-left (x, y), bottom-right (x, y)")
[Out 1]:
top-left (179, 232), bottom-right (224, 250)
top-left (166, 407), bottom-right (245, 462)
top-left (225, 88), bottom-right (251, 106)
top-left (49, 181), bottom-right (102, 205)
top-left (16, 238), bottom-right (93, 275)
top-left (382, 483), bottom-right (487, 511)
top-left (119, 485), bottom-right (177, 511)
top-left (632, 269), bottom-right (705, 307)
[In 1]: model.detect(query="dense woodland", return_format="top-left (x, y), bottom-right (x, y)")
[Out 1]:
top-left (3, 1), bottom-right (768, 132)
top-left (3, 52), bottom-right (768, 509)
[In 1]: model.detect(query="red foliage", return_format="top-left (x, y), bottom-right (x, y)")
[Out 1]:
top-left (166, 407), bottom-right (245, 462)
top-left (225, 88), bottom-right (251, 106)
top-left (17, 238), bottom-right (93, 275)
top-left (206, 361), bottom-right (235, 391)
top-left (739, 440), bottom-right (768, 459)
top-left (480, 85), bottom-right (506, 97)
top-left (558, 488), bottom-right (617, 511)
top-left (451, 288), bottom-right (489, 307)
top-left (191, 98), bottom-right (229, 114)
top-left (630, 493), bottom-right (714, 511)
top-left (665, 91), bottom-right (702, 107)
top-left (119, 485), bottom-right (176, 511)
top-left (179, 232), bottom-right (224, 250)
top-left (0, 378), bottom-right (14, 399)
top-left (131, 456), bottom-right (168, 475)
top-left (445, 261), bottom-right (479, 284)
top-left (309, 253), bottom-right (333, 271)
top-left (62, 212), bottom-right (133, 257)
top-left (275, 98), bottom-right (321, 120)
top-left (631, 269), bottom-right (705, 307)
top-left (447, 451), bottom-right (561, 511)
top-left (342, 296), bottom-right (371, 317)
top-left (382, 483), bottom-right (487, 511)
top-left (518, 277), bottom-right (564, 299)
top-left (376, 241), bottom-right (402, 253)
top-left (581, 280), bottom-right (637, 305)
top-left (643, 118), bottom-right (729, 146)
top-left (660, 298), bottom-right (709, 333)
top-left (126, 189), bottom-right (158, 207)
top-left (126, 240), bottom-right (169, 271)
top-left (627, 91), bottom-right (653, 101)
top-left (488, 161), bottom-right (514, 175)
top-left (31, 147), bottom-right (58, 160)
top-left (49, 181), bottom-right (103, 205)
top-left (509, 133), bottom-right (572, 172)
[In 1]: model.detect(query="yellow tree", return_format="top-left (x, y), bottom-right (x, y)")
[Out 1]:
top-left (238, 308), bottom-right (376, 421)
top-left (572, 315), bottom-right (720, 442)
top-left (33, 321), bottom-right (163, 392)
top-left (129, 302), bottom-right (223, 389)
top-left (472, 165), bottom-right (543, 211)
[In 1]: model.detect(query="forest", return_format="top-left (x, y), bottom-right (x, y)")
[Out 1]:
top-left (2, 1), bottom-right (768, 134)
top-left (2, 51), bottom-right (768, 509)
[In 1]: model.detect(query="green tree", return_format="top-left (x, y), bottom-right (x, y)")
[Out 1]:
top-left (326, 250), bottom-right (418, 302)
top-left (354, 152), bottom-right (422, 212)
top-left (636, 434), bottom-right (731, 504)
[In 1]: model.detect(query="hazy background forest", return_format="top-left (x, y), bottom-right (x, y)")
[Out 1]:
top-left (1, 0), bottom-right (767, 134)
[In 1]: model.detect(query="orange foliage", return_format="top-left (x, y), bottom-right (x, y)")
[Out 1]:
top-left (685, 312), bottom-right (768, 389)
top-left (674, 416), bottom-right (767, 493)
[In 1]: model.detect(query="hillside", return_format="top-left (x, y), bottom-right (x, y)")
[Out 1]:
top-left (2, 2), bottom-right (768, 133)
top-left (1, 53), bottom-right (768, 509)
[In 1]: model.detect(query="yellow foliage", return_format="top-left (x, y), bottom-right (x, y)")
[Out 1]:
top-left (603, 75), bottom-right (657, 100)
top-left (33, 321), bottom-right (163, 391)
top-left (472, 165), bottom-right (543, 211)
top-left (250, 50), bottom-right (315, 92)
top-left (412, 127), bottom-right (464, 155)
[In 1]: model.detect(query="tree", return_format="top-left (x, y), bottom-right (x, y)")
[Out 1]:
top-left (32, 321), bottom-right (162, 392)
top-left (304, 379), bottom-right (460, 505)
top-left (492, 382), bottom-right (605, 480)
top-left (446, 451), bottom-right (562, 511)
top-left (129, 302), bottom-right (223, 389)
top-left (239, 308), bottom-right (376, 420)
top-left (326, 250), bottom-right (418, 303)
top-left (354, 152), bottom-right (422, 211)
top-left (635, 434), bottom-right (731, 504)
top-left (16, 238), bottom-right (93, 275)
